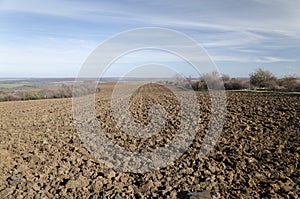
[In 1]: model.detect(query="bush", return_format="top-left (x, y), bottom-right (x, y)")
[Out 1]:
top-left (40, 89), bottom-right (55, 99)
top-left (264, 78), bottom-right (279, 90)
top-left (191, 81), bottom-right (200, 90)
top-left (279, 76), bottom-right (300, 92)
top-left (40, 85), bottom-right (73, 99)
top-left (73, 81), bottom-right (98, 96)
top-left (224, 80), bottom-right (248, 90)
top-left (191, 72), bottom-right (241, 91)
top-left (0, 91), bottom-right (5, 101)
top-left (61, 84), bottom-right (73, 97)
top-left (0, 84), bottom-right (94, 102)
top-left (222, 74), bottom-right (231, 82)
top-left (250, 68), bottom-right (278, 89)
top-left (22, 91), bottom-right (42, 100)
top-left (202, 71), bottom-right (223, 90)
top-left (191, 79), bottom-right (208, 91)
top-left (3, 93), bottom-right (20, 101)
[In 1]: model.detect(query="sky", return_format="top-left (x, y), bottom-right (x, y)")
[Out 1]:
top-left (0, 0), bottom-right (299, 78)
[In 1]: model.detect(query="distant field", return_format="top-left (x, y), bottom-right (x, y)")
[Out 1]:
top-left (0, 84), bottom-right (28, 89)
top-left (0, 84), bottom-right (37, 89)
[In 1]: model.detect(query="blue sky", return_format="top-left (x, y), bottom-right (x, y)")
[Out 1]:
top-left (0, 0), bottom-right (299, 77)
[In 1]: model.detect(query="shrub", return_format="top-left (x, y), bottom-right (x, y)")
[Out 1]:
top-left (190, 72), bottom-right (231, 91)
top-left (0, 84), bottom-right (91, 102)
top-left (22, 91), bottom-right (42, 100)
top-left (224, 80), bottom-right (248, 90)
top-left (201, 71), bottom-right (223, 90)
top-left (40, 89), bottom-right (55, 99)
top-left (250, 68), bottom-right (278, 89)
top-left (279, 76), bottom-right (300, 92)
top-left (190, 79), bottom-right (208, 91)
top-left (264, 78), bottom-right (279, 90)
top-left (4, 93), bottom-right (20, 101)
top-left (61, 84), bottom-right (73, 97)
top-left (73, 81), bottom-right (98, 96)
top-left (22, 91), bottom-right (32, 100)
top-left (0, 91), bottom-right (5, 101)
top-left (222, 74), bottom-right (231, 82)
top-left (191, 81), bottom-right (200, 90)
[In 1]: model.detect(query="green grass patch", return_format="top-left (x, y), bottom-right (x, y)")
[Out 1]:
top-left (229, 89), bottom-right (273, 93)
top-left (0, 84), bottom-right (25, 89)
top-left (228, 90), bottom-right (300, 95)
top-left (285, 92), bottom-right (300, 95)
top-left (0, 84), bottom-right (36, 89)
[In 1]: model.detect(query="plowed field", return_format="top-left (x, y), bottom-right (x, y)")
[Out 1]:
top-left (0, 83), bottom-right (299, 198)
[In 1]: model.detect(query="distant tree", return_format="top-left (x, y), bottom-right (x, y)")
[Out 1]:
top-left (221, 74), bottom-right (231, 82)
top-left (188, 71), bottom-right (224, 91)
top-left (61, 84), bottom-right (73, 97)
top-left (40, 89), bottom-right (54, 99)
top-left (192, 79), bottom-right (208, 90)
top-left (22, 91), bottom-right (42, 100)
top-left (250, 68), bottom-right (277, 89)
top-left (201, 71), bottom-right (223, 90)
top-left (4, 93), bottom-right (20, 101)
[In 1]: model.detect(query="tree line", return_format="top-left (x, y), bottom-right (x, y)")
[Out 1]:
top-left (0, 69), bottom-right (299, 102)
top-left (183, 68), bottom-right (299, 92)
top-left (0, 81), bottom-right (100, 102)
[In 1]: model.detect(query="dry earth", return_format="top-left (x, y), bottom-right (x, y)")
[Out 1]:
top-left (0, 83), bottom-right (299, 198)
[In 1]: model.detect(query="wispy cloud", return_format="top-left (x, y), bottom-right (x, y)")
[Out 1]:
top-left (0, 0), bottom-right (299, 77)
top-left (213, 56), bottom-right (296, 63)
top-left (255, 57), bottom-right (296, 63)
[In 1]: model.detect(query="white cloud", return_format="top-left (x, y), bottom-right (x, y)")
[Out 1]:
top-left (213, 55), bottom-right (296, 63)
top-left (0, 0), bottom-right (299, 77)
top-left (255, 57), bottom-right (296, 63)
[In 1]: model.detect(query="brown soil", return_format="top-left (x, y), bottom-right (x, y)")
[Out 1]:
top-left (0, 83), bottom-right (299, 198)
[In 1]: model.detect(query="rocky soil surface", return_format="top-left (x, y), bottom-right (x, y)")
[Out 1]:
top-left (0, 83), bottom-right (299, 198)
